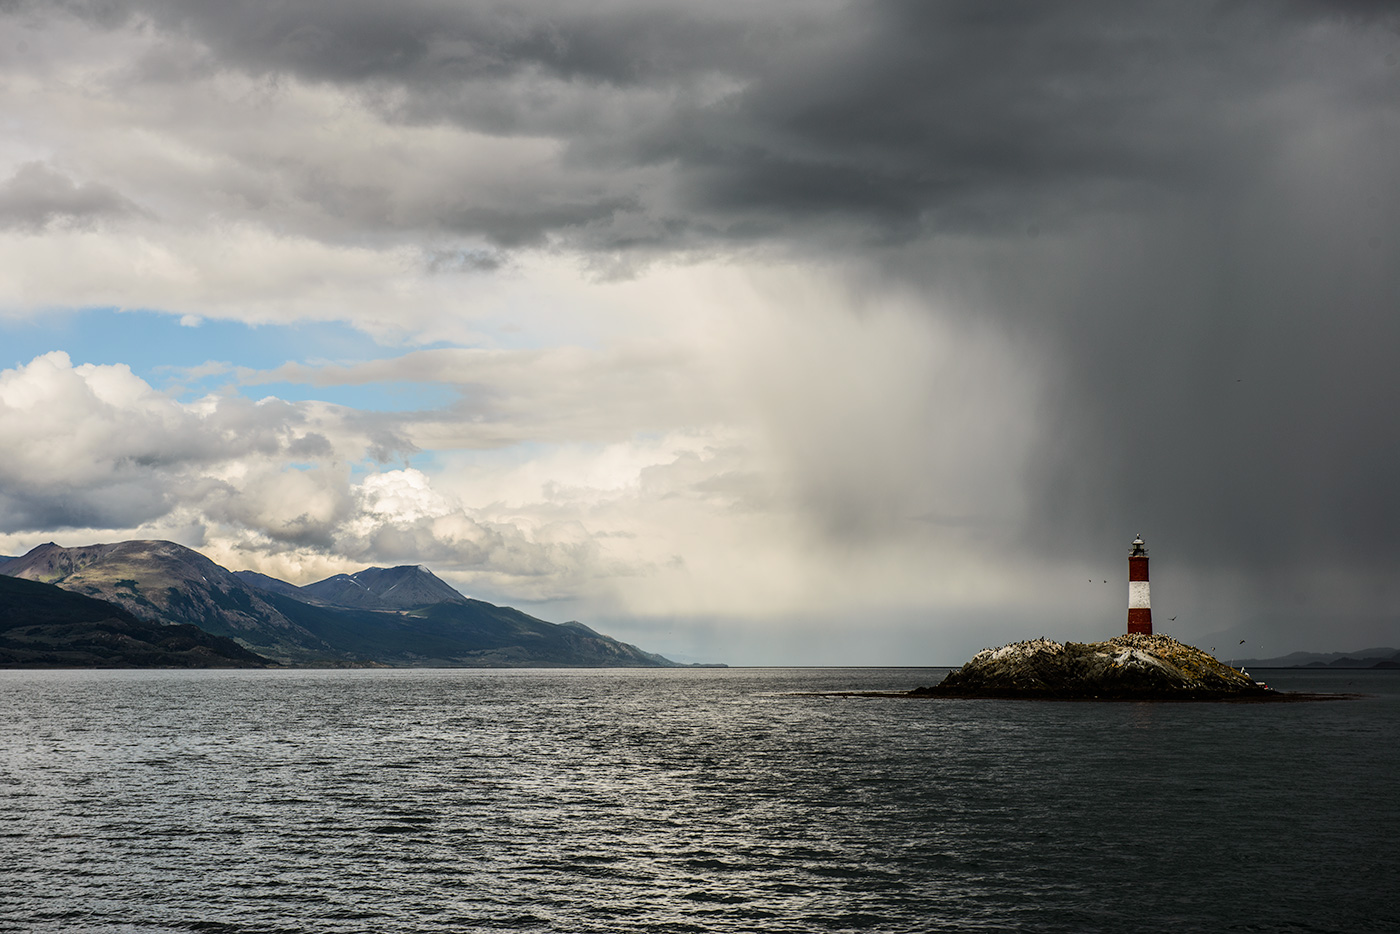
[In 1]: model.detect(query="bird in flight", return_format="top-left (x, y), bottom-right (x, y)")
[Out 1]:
top-left (1169, 616), bottom-right (1177, 621)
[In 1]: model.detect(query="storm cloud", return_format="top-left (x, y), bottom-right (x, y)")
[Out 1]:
top-left (2, 1), bottom-right (1398, 658)
top-left (27, 1), bottom-right (1394, 247)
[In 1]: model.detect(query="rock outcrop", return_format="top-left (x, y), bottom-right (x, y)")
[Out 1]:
top-left (912, 633), bottom-right (1272, 700)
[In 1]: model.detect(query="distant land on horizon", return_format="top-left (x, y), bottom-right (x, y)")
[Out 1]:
top-left (1225, 646), bottom-right (1400, 670)
top-left (1, 541), bottom-right (1391, 670)
top-left (0, 540), bottom-right (716, 669)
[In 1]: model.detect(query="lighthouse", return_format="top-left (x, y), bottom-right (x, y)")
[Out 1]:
top-left (1127, 535), bottom-right (1152, 635)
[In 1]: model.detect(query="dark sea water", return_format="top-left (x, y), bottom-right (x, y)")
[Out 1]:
top-left (1, 667), bottom-right (1397, 934)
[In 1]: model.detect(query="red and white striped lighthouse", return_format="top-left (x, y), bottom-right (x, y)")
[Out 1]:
top-left (1127, 535), bottom-right (1151, 635)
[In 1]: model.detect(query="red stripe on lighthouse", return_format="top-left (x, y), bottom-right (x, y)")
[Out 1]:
top-left (1128, 556), bottom-right (1149, 582)
top-left (1127, 607), bottom-right (1153, 633)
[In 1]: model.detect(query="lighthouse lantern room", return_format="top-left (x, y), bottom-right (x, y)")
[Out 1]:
top-left (1127, 535), bottom-right (1152, 635)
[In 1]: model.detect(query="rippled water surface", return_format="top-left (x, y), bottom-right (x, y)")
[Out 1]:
top-left (2, 667), bottom-right (1398, 933)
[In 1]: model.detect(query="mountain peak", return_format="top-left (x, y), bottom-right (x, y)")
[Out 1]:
top-left (300, 564), bottom-right (464, 609)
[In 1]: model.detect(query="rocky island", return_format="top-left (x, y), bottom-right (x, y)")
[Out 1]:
top-left (911, 633), bottom-right (1274, 701)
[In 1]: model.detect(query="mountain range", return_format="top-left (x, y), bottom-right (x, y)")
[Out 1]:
top-left (1226, 647), bottom-right (1400, 669)
top-left (0, 541), bottom-right (688, 668)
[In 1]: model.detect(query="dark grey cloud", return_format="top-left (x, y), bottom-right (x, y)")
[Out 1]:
top-left (424, 247), bottom-right (507, 274)
top-left (1018, 198), bottom-right (1400, 578)
top-left (867, 145), bottom-right (1400, 614)
top-left (0, 162), bottom-right (144, 231)
top-left (36, 0), bottom-right (1395, 250)
top-left (649, 0), bottom-right (1399, 243)
top-left (157, 2), bottom-right (760, 88)
top-left (0, 482), bottom-right (170, 533)
top-left (285, 432), bottom-right (334, 458)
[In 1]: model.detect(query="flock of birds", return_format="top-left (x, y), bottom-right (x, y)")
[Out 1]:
top-left (1089, 578), bottom-right (1258, 659)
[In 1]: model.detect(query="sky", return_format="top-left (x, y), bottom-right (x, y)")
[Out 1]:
top-left (1, 1), bottom-right (1398, 664)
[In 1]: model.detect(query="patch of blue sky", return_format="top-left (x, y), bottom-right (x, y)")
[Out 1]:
top-left (405, 450), bottom-right (442, 473)
top-left (1, 306), bottom-right (462, 411)
top-left (242, 379), bottom-right (460, 412)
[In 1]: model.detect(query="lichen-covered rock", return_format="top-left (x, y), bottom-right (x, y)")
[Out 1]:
top-left (912, 633), bottom-right (1271, 700)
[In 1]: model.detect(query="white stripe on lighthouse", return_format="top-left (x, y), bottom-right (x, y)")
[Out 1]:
top-left (1128, 581), bottom-right (1151, 609)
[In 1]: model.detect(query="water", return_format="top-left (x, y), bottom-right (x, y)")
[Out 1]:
top-left (1, 667), bottom-right (1397, 933)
